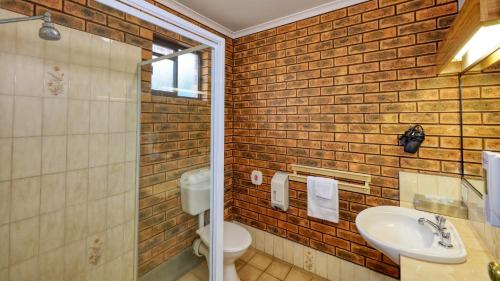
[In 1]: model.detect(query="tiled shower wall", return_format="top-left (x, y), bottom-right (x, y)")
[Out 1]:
top-left (0, 0), bottom-right (234, 275)
top-left (0, 8), bottom-right (141, 281)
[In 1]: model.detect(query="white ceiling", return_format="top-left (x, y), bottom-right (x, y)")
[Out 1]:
top-left (156, 0), bottom-right (367, 38)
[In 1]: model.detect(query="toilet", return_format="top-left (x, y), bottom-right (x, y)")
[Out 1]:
top-left (180, 167), bottom-right (252, 281)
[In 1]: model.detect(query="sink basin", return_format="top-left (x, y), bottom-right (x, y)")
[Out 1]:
top-left (356, 206), bottom-right (467, 265)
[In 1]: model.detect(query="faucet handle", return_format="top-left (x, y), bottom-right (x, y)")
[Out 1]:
top-left (435, 215), bottom-right (447, 229)
top-left (439, 232), bottom-right (453, 248)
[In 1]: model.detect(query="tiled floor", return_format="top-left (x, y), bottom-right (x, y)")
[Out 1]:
top-left (178, 248), bottom-right (327, 281)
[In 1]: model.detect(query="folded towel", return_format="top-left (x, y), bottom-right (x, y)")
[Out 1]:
top-left (314, 177), bottom-right (334, 199)
top-left (307, 176), bottom-right (339, 223)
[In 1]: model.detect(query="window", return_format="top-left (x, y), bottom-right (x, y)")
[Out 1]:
top-left (151, 38), bottom-right (201, 98)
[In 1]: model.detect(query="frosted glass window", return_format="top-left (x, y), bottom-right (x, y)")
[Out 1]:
top-left (151, 38), bottom-right (201, 99)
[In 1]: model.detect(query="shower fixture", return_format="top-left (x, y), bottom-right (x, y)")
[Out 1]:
top-left (0, 12), bottom-right (61, 41)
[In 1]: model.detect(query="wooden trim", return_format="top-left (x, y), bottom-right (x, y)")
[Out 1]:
top-left (437, 0), bottom-right (500, 74)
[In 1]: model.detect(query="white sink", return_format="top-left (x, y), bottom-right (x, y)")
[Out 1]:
top-left (356, 206), bottom-right (467, 265)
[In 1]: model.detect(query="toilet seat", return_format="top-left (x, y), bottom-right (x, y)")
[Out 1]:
top-left (197, 222), bottom-right (252, 253)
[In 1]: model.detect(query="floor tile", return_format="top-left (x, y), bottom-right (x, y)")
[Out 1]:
top-left (239, 264), bottom-right (263, 281)
top-left (248, 252), bottom-right (273, 271)
top-left (284, 267), bottom-right (313, 281)
top-left (191, 262), bottom-right (209, 281)
top-left (236, 259), bottom-right (246, 271)
top-left (240, 247), bottom-right (257, 263)
top-left (266, 260), bottom-right (292, 280)
top-left (177, 272), bottom-right (201, 281)
top-left (257, 272), bottom-right (281, 281)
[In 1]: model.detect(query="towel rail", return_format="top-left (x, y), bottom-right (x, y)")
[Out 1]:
top-left (289, 164), bottom-right (371, 194)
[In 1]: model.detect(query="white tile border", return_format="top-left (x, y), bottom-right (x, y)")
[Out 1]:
top-left (399, 171), bottom-right (462, 203)
top-left (236, 222), bottom-right (398, 281)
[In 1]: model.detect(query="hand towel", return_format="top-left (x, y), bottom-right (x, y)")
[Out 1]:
top-left (307, 176), bottom-right (339, 223)
top-left (314, 177), bottom-right (334, 199)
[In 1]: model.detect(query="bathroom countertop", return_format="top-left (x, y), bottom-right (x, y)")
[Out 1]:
top-left (400, 202), bottom-right (493, 281)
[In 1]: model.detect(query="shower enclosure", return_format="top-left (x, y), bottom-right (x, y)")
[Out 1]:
top-left (0, 0), bottom-right (226, 280)
top-left (137, 42), bottom-right (215, 281)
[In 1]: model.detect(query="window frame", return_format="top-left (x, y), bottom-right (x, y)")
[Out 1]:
top-left (151, 37), bottom-right (202, 99)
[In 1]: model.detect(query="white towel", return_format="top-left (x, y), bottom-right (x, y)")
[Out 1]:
top-left (307, 176), bottom-right (339, 223)
top-left (314, 177), bottom-right (334, 199)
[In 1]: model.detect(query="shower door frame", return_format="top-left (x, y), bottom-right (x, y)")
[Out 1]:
top-left (96, 1), bottom-right (226, 280)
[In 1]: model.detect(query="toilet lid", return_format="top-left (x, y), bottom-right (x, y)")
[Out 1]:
top-left (197, 222), bottom-right (252, 253)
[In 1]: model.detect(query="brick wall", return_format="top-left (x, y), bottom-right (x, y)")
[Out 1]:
top-left (231, 0), bottom-right (498, 278)
top-left (0, 0), bottom-right (234, 276)
top-left (2, 0), bottom-right (500, 278)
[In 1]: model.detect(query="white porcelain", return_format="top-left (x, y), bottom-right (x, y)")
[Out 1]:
top-left (356, 206), bottom-right (467, 265)
top-left (197, 222), bottom-right (252, 281)
top-left (180, 168), bottom-right (252, 281)
top-left (180, 167), bottom-right (210, 215)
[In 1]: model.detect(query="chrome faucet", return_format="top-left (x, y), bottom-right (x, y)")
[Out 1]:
top-left (418, 215), bottom-right (453, 248)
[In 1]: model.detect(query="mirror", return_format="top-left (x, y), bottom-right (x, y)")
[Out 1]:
top-left (460, 62), bottom-right (500, 196)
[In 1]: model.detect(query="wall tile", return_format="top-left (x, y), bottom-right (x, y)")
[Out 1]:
top-left (69, 64), bottom-right (91, 100)
top-left (45, 25), bottom-right (71, 63)
top-left (90, 68), bottom-right (110, 101)
top-left (64, 240), bottom-right (86, 280)
top-left (65, 203), bottom-right (87, 243)
top-left (107, 194), bottom-right (124, 228)
top-left (13, 96), bottom-right (42, 137)
top-left (417, 173), bottom-right (439, 195)
top-left (10, 216), bottom-right (39, 264)
top-left (42, 136), bottom-right (67, 174)
top-left (108, 133), bottom-right (125, 164)
top-left (109, 72), bottom-right (127, 101)
top-left (12, 137), bottom-right (41, 179)
top-left (0, 18), bottom-right (16, 54)
top-left (67, 100), bottom-right (90, 134)
top-left (89, 134), bottom-right (108, 167)
top-left (90, 35), bottom-right (110, 69)
top-left (11, 177), bottom-right (40, 222)
top-left (67, 135), bottom-right (89, 170)
top-left (39, 210), bottom-right (65, 253)
top-left (0, 53), bottom-right (15, 96)
top-left (16, 20), bottom-right (44, 57)
top-left (9, 257), bottom-right (39, 281)
top-left (90, 101), bottom-right (109, 133)
top-left (399, 171), bottom-right (418, 202)
top-left (88, 166), bottom-right (108, 201)
top-left (43, 62), bottom-right (69, 98)
top-left (0, 224), bottom-right (9, 268)
top-left (0, 138), bottom-right (12, 181)
top-left (0, 181), bottom-right (10, 225)
top-left (40, 173), bottom-right (66, 214)
top-left (88, 199), bottom-right (106, 235)
top-left (0, 95), bottom-right (13, 138)
top-left (109, 102), bottom-right (126, 133)
top-left (39, 248), bottom-right (64, 281)
top-left (69, 29), bottom-right (91, 66)
top-left (42, 98), bottom-right (67, 136)
top-left (15, 55), bottom-right (43, 97)
top-left (0, 8), bottom-right (141, 281)
top-left (66, 169), bottom-right (88, 206)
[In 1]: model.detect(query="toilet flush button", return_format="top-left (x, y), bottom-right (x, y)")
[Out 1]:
top-left (251, 170), bottom-right (263, 185)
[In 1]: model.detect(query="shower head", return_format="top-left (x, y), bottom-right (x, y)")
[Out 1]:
top-left (38, 12), bottom-right (60, 41)
top-left (0, 12), bottom-right (61, 41)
